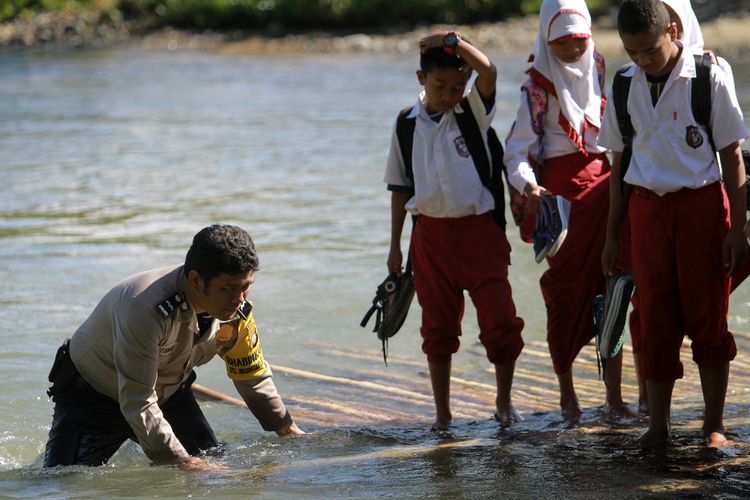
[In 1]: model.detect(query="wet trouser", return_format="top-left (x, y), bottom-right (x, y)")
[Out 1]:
top-left (629, 183), bottom-right (737, 381)
top-left (44, 341), bottom-right (218, 467)
top-left (538, 152), bottom-right (609, 375)
top-left (625, 219), bottom-right (750, 358)
top-left (411, 212), bottom-right (525, 365)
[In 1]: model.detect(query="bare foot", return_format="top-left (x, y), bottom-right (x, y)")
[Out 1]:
top-left (638, 400), bottom-right (649, 416)
top-left (706, 431), bottom-right (735, 448)
top-left (561, 399), bottom-right (582, 422)
top-left (431, 416), bottom-right (451, 431)
top-left (494, 405), bottom-right (523, 427)
top-left (636, 428), bottom-right (671, 448)
top-left (603, 401), bottom-right (636, 420)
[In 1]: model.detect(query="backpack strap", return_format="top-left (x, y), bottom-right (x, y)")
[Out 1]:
top-left (486, 126), bottom-right (508, 230)
top-left (594, 51), bottom-right (607, 121)
top-left (521, 78), bottom-right (548, 138)
top-left (456, 100), bottom-right (507, 229)
top-left (395, 106), bottom-right (416, 194)
top-left (521, 78), bottom-right (548, 169)
top-left (594, 51), bottom-right (606, 91)
top-left (612, 64), bottom-right (635, 195)
top-left (392, 106), bottom-right (417, 277)
top-left (691, 52), bottom-right (715, 151)
top-left (456, 100), bottom-right (492, 181)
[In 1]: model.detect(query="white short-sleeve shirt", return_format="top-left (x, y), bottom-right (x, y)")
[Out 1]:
top-left (383, 80), bottom-right (496, 218)
top-left (598, 45), bottom-right (747, 195)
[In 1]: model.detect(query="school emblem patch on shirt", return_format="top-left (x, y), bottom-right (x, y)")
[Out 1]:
top-left (685, 125), bottom-right (704, 149)
top-left (453, 135), bottom-right (470, 158)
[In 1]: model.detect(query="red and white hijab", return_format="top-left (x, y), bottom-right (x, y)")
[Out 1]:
top-left (529, 0), bottom-right (602, 153)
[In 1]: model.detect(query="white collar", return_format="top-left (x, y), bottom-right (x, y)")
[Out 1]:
top-left (411, 89), bottom-right (467, 120)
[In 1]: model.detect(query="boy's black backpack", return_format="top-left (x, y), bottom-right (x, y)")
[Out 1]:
top-left (395, 101), bottom-right (507, 230)
top-left (612, 53), bottom-right (750, 204)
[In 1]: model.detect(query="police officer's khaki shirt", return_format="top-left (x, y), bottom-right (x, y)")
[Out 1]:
top-left (70, 265), bottom-right (291, 464)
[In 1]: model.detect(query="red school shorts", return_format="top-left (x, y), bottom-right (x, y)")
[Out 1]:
top-left (628, 182), bottom-right (737, 381)
top-left (538, 152), bottom-right (609, 374)
top-left (410, 212), bottom-right (525, 365)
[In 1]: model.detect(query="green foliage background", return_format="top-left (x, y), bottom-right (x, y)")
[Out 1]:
top-left (1, 0), bottom-right (616, 28)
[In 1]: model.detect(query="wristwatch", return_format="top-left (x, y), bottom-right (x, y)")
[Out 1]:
top-left (443, 32), bottom-right (459, 54)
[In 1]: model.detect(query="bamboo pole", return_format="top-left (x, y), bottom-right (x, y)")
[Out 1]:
top-left (195, 332), bottom-right (750, 427)
top-left (192, 383), bottom-right (247, 407)
top-left (272, 364), bottom-right (433, 401)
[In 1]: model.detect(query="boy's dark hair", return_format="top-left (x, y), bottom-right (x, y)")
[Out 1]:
top-left (420, 46), bottom-right (470, 74)
top-left (185, 224), bottom-right (259, 286)
top-left (617, 0), bottom-right (671, 35)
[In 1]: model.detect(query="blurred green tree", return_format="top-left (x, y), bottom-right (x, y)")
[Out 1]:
top-left (3, 0), bottom-right (622, 28)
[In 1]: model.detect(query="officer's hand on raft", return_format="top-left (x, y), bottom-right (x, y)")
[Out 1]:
top-left (723, 227), bottom-right (749, 277)
top-left (178, 455), bottom-right (229, 473)
top-left (276, 420), bottom-right (305, 436)
top-left (522, 182), bottom-right (550, 219)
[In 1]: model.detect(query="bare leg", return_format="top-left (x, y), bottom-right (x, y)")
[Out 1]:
top-left (637, 379), bottom-right (674, 447)
top-left (428, 361), bottom-right (452, 429)
top-left (494, 361), bottom-right (521, 426)
top-left (603, 350), bottom-right (635, 418)
top-left (557, 369), bottom-right (582, 421)
top-left (633, 352), bottom-right (649, 415)
top-left (699, 362), bottom-right (733, 448)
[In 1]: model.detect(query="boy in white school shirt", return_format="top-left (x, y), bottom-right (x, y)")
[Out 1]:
top-left (599, 0), bottom-right (748, 448)
top-left (383, 32), bottom-right (524, 429)
top-left (625, 0), bottom-right (750, 418)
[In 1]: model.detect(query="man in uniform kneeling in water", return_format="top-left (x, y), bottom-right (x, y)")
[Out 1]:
top-left (44, 224), bottom-right (303, 471)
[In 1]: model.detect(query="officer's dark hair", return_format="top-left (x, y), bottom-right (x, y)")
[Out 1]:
top-left (184, 224), bottom-right (259, 287)
top-left (617, 0), bottom-right (671, 36)
top-left (420, 44), bottom-right (471, 75)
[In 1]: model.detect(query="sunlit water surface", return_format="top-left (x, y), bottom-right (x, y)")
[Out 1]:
top-left (1, 45), bottom-right (750, 498)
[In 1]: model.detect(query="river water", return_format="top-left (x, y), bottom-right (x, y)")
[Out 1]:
top-left (1, 44), bottom-right (750, 498)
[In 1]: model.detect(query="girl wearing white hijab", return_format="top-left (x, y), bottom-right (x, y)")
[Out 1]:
top-left (661, 0), bottom-right (737, 103)
top-left (661, 0), bottom-right (703, 53)
top-left (504, 0), bottom-right (632, 421)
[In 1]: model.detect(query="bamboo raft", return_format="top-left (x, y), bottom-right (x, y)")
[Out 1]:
top-left (190, 332), bottom-right (750, 492)
top-left (194, 331), bottom-right (750, 432)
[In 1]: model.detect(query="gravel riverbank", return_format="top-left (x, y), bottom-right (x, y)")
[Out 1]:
top-left (2, 10), bottom-right (750, 60)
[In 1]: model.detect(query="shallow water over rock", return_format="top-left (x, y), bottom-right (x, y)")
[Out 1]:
top-left (1, 47), bottom-right (750, 498)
